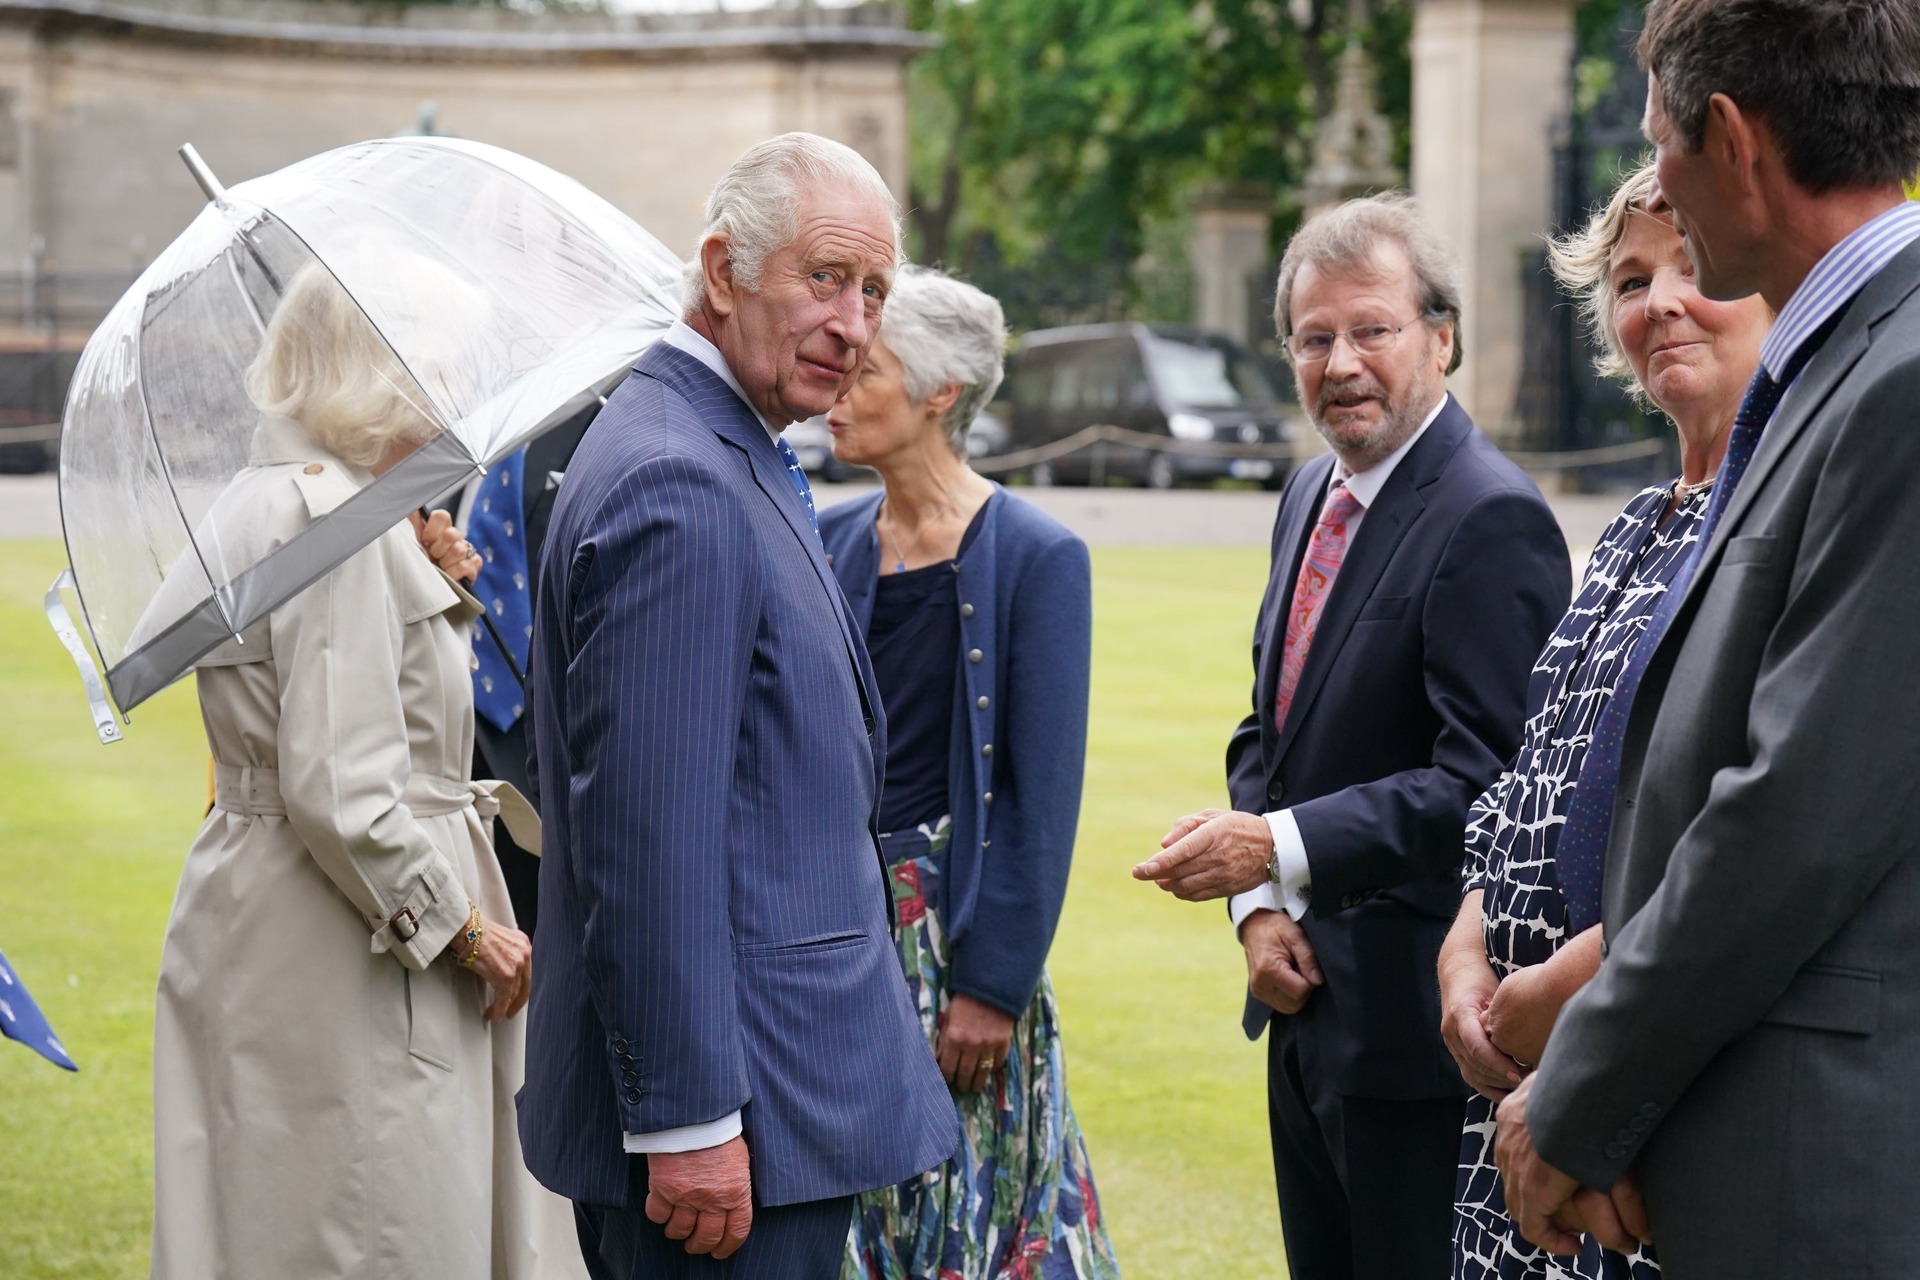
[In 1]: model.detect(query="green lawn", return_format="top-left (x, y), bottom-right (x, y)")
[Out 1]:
top-left (0, 537), bottom-right (1286, 1279)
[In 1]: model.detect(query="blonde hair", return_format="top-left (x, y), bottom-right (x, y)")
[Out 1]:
top-left (1545, 162), bottom-right (1663, 400)
top-left (245, 262), bottom-right (445, 468)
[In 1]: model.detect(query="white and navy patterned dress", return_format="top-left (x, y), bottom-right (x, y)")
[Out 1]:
top-left (1453, 481), bottom-right (1710, 1280)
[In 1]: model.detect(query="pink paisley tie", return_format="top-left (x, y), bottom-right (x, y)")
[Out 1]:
top-left (1274, 480), bottom-right (1364, 734)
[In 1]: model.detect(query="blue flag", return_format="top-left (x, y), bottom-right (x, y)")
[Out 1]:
top-left (0, 947), bottom-right (77, 1071)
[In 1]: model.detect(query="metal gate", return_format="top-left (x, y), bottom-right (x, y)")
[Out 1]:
top-left (1513, 0), bottom-right (1675, 486)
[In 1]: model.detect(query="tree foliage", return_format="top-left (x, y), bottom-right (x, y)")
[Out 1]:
top-left (906, 0), bottom-right (1411, 328)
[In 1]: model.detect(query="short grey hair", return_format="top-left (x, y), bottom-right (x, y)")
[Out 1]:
top-left (880, 265), bottom-right (1008, 453)
top-left (1273, 192), bottom-right (1465, 375)
top-left (682, 132), bottom-right (903, 313)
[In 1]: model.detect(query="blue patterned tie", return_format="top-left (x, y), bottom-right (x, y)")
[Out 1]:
top-left (466, 448), bottom-right (532, 734)
top-left (1556, 324), bottom-right (1839, 934)
top-left (775, 434), bottom-right (820, 535)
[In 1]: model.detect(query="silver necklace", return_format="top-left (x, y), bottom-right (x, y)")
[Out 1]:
top-left (880, 490), bottom-right (961, 573)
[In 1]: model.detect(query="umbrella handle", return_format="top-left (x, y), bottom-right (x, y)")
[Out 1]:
top-left (475, 607), bottom-right (527, 690)
top-left (44, 569), bottom-right (123, 745)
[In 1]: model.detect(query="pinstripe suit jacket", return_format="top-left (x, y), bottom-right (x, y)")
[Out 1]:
top-left (517, 343), bottom-right (956, 1210)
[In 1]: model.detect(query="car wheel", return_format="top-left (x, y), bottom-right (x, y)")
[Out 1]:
top-left (1029, 461), bottom-right (1057, 487)
top-left (1145, 453), bottom-right (1177, 490)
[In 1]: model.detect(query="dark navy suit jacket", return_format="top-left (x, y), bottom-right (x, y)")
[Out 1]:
top-left (1227, 397), bottom-right (1570, 1098)
top-left (518, 343), bottom-right (955, 1210)
top-left (820, 487), bottom-right (1092, 1017)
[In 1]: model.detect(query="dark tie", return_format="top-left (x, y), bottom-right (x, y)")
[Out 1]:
top-left (466, 447), bottom-right (532, 734)
top-left (775, 434), bottom-right (820, 535)
top-left (1555, 320), bottom-right (1841, 934)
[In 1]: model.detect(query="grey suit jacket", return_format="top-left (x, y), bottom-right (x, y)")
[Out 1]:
top-left (1529, 239), bottom-right (1920, 1276)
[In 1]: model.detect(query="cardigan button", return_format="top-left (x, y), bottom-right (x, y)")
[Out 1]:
top-left (981, 743), bottom-right (992, 757)
top-left (968, 648), bottom-right (983, 663)
top-left (982, 840), bottom-right (991, 849)
top-left (983, 792), bottom-right (993, 805)
top-left (961, 602), bottom-right (975, 617)
top-left (977, 695), bottom-right (989, 709)
top-left (825, 553), bottom-right (835, 567)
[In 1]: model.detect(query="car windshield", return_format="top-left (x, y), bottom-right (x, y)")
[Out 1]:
top-left (1142, 335), bottom-right (1280, 410)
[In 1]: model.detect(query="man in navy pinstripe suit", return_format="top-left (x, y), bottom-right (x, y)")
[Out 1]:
top-left (520, 134), bottom-right (956, 1279)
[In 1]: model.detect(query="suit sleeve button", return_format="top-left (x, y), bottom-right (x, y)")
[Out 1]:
top-left (1604, 1142), bottom-right (1628, 1160)
top-left (612, 1038), bottom-right (629, 1054)
top-left (622, 1071), bottom-right (638, 1087)
top-left (618, 1054), bottom-right (634, 1069)
top-left (624, 1089), bottom-right (642, 1104)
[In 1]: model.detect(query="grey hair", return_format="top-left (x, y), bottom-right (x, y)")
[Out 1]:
top-left (682, 132), bottom-right (903, 313)
top-left (1273, 191), bottom-right (1465, 375)
top-left (880, 265), bottom-right (1008, 453)
top-left (1546, 161), bottom-right (1662, 403)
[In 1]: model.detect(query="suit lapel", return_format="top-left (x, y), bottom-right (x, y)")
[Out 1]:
top-left (1662, 241), bottom-right (1920, 636)
top-left (1257, 453), bottom-right (1336, 762)
top-left (637, 344), bottom-right (879, 725)
top-left (1269, 404), bottom-right (1465, 768)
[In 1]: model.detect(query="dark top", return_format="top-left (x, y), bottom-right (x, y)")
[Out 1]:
top-left (1224, 397), bottom-right (1571, 1098)
top-left (820, 486), bottom-right (1092, 1017)
top-left (868, 505), bottom-right (988, 832)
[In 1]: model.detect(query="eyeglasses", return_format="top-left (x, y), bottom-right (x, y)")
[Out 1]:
top-left (1285, 318), bottom-right (1424, 363)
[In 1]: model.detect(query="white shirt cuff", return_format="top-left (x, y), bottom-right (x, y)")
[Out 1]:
top-left (1229, 810), bottom-right (1312, 928)
top-left (623, 1110), bottom-right (743, 1155)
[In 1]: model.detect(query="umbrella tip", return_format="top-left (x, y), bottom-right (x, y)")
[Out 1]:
top-left (178, 143), bottom-right (228, 207)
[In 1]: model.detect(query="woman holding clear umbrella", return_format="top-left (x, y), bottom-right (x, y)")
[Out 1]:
top-left (146, 261), bottom-right (585, 1279)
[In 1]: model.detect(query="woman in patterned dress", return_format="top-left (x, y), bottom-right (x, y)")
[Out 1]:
top-left (817, 266), bottom-right (1120, 1280)
top-left (1438, 162), bottom-right (1775, 1280)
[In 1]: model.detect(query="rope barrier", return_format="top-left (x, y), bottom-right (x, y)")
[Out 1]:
top-left (970, 422), bottom-right (1667, 478)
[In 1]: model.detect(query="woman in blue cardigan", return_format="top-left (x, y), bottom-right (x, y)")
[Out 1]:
top-left (819, 267), bottom-right (1119, 1280)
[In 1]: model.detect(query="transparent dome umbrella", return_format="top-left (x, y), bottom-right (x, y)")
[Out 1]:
top-left (46, 137), bottom-right (686, 742)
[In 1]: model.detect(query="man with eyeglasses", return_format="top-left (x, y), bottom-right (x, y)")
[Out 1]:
top-left (1135, 192), bottom-right (1570, 1278)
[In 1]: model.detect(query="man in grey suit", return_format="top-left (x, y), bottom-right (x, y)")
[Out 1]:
top-left (1493, 1), bottom-right (1920, 1274)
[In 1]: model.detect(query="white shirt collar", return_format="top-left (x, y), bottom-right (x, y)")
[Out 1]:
top-left (661, 319), bottom-right (782, 444)
top-left (1328, 392), bottom-right (1448, 509)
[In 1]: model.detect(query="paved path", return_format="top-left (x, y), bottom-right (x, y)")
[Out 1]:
top-left (3, 471), bottom-right (1626, 557)
top-left (818, 481), bottom-right (1626, 558)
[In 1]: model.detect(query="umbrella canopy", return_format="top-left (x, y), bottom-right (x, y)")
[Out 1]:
top-left (55, 136), bottom-right (685, 732)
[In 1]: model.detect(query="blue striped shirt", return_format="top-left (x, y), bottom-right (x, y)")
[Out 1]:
top-left (1760, 199), bottom-right (1920, 382)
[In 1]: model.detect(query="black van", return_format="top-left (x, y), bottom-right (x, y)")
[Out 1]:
top-left (1000, 322), bottom-right (1295, 488)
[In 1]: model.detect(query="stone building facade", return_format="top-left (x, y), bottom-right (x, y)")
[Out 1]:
top-left (0, 0), bottom-right (926, 341)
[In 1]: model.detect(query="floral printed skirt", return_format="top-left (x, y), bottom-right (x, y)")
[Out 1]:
top-left (844, 816), bottom-right (1121, 1280)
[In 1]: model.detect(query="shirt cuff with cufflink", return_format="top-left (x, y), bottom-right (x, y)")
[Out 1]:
top-left (1229, 809), bottom-right (1312, 929)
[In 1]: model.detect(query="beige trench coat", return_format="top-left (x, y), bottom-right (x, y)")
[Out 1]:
top-left (149, 421), bottom-right (585, 1280)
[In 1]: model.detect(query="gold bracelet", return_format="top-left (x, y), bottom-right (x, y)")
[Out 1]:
top-left (456, 903), bottom-right (484, 968)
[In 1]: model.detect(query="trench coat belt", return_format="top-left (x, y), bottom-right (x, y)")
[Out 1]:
top-left (211, 762), bottom-right (542, 855)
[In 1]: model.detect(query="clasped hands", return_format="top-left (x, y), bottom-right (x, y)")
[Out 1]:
top-left (1443, 944), bottom-right (1654, 1256)
top-left (1494, 1076), bottom-right (1653, 1257)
